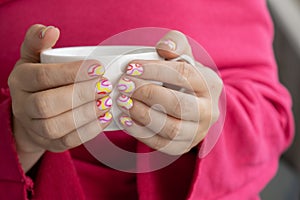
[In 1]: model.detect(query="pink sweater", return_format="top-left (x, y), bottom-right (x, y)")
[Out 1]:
top-left (0, 0), bottom-right (294, 199)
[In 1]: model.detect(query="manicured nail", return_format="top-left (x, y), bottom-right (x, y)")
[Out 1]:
top-left (117, 95), bottom-right (133, 109)
top-left (39, 26), bottom-right (55, 39)
top-left (119, 115), bottom-right (133, 127)
top-left (96, 96), bottom-right (112, 110)
top-left (95, 79), bottom-right (112, 95)
top-left (88, 64), bottom-right (105, 77)
top-left (117, 77), bottom-right (135, 94)
top-left (98, 112), bottom-right (113, 124)
top-left (158, 39), bottom-right (176, 51)
top-left (126, 63), bottom-right (143, 76)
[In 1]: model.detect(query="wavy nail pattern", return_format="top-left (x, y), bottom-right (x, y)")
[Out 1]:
top-left (119, 115), bottom-right (133, 127)
top-left (98, 112), bottom-right (113, 124)
top-left (117, 95), bottom-right (133, 109)
top-left (117, 77), bottom-right (135, 93)
top-left (96, 96), bottom-right (112, 110)
top-left (95, 79), bottom-right (112, 95)
top-left (88, 64), bottom-right (105, 77)
top-left (126, 63), bottom-right (143, 76)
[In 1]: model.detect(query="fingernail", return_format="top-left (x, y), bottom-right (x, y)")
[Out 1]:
top-left (95, 79), bottom-right (112, 95)
top-left (96, 96), bottom-right (112, 110)
top-left (119, 115), bottom-right (133, 127)
top-left (88, 64), bottom-right (105, 77)
top-left (157, 39), bottom-right (176, 51)
top-left (117, 77), bottom-right (135, 94)
top-left (98, 112), bottom-right (113, 124)
top-left (39, 26), bottom-right (55, 39)
top-left (117, 95), bottom-right (133, 109)
top-left (126, 63), bottom-right (143, 76)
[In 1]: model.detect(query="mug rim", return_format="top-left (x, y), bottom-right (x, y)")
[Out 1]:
top-left (41, 45), bottom-right (156, 59)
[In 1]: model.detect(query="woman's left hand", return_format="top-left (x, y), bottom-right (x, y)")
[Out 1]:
top-left (116, 31), bottom-right (223, 155)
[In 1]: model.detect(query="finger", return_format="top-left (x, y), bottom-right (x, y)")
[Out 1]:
top-left (118, 114), bottom-right (192, 155)
top-left (120, 99), bottom-right (206, 142)
top-left (124, 60), bottom-right (210, 94)
top-left (21, 24), bottom-right (60, 63)
top-left (25, 78), bottom-right (112, 118)
top-left (15, 60), bottom-right (105, 91)
top-left (51, 113), bottom-right (112, 152)
top-left (26, 113), bottom-right (112, 152)
top-left (29, 96), bottom-right (112, 139)
top-left (155, 30), bottom-right (193, 59)
top-left (116, 76), bottom-right (205, 121)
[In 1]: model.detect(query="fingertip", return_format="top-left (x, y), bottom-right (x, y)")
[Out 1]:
top-left (156, 30), bottom-right (192, 59)
top-left (39, 25), bottom-right (60, 49)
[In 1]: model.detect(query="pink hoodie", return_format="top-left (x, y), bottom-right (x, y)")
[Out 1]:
top-left (0, 0), bottom-right (294, 199)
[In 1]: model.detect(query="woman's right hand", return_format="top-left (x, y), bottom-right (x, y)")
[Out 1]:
top-left (8, 24), bottom-right (113, 172)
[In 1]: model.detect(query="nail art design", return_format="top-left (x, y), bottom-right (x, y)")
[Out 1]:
top-left (159, 39), bottom-right (176, 51)
top-left (126, 63), bottom-right (143, 76)
top-left (98, 112), bottom-right (113, 124)
top-left (119, 115), bottom-right (133, 127)
top-left (117, 95), bottom-right (133, 109)
top-left (39, 26), bottom-right (55, 39)
top-left (117, 77), bottom-right (135, 94)
top-left (96, 96), bottom-right (112, 110)
top-left (88, 64), bottom-right (105, 77)
top-left (95, 79), bottom-right (112, 95)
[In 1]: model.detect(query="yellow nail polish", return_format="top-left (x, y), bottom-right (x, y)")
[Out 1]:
top-left (119, 115), bottom-right (133, 127)
top-left (117, 95), bottom-right (133, 109)
top-left (117, 77), bottom-right (135, 93)
top-left (98, 112), bottom-right (113, 124)
top-left (96, 96), bottom-right (112, 110)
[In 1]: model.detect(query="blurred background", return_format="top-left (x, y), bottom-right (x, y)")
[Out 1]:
top-left (261, 0), bottom-right (300, 199)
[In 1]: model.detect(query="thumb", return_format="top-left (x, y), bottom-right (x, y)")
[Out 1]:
top-left (21, 24), bottom-right (60, 63)
top-left (156, 30), bottom-right (193, 60)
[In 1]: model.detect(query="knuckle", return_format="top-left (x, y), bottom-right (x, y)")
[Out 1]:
top-left (140, 85), bottom-right (155, 102)
top-left (60, 135), bottom-right (75, 150)
top-left (167, 121), bottom-right (181, 139)
top-left (136, 106), bottom-right (150, 124)
top-left (32, 93), bottom-right (52, 118)
top-left (40, 119), bottom-right (60, 139)
top-left (175, 62), bottom-right (191, 83)
top-left (74, 83), bottom-right (89, 105)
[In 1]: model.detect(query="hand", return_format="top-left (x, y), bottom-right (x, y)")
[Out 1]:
top-left (116, 31), bottom-right (223, 155)
top-left (8, 24), bottom-right (113, 172)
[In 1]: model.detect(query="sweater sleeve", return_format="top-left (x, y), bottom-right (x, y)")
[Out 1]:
top-left (187, 1), bottom-right (294, 199)
top-left (0, 88), bottom-right (85, 199)
top-left (137, 1), bottom-right (294, 200)
top-left (0, 88), bottom-right (33, 199)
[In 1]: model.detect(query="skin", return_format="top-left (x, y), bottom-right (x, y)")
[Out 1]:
top-left (9, 25), bottom-right (112, 172)
top-left (8, 24), bottom-right (223, 173)
top-left (118, 31), bottom-right (223, 155)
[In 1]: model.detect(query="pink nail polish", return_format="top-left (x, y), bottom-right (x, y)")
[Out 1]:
top-left (117, 77), bottom-right (135, 94)
top-left (88, 64), bottom-right (105, 77)
top-left (95, 79), bottom-right (112, 95)
top-left (119, 115), bottom-right (133, 127)
top-left (126, 63), bottom-right (143, 76)
top-left (98, 112), bottom-right (113, 124)
top-left (96, 96), bottom-right (112, 110)
top-left (117, 95), bottom-right (133, 110)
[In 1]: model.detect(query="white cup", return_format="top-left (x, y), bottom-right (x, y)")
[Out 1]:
top-left (41, 46), bottom-right (162, 131)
